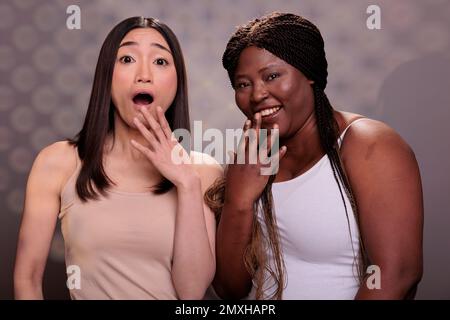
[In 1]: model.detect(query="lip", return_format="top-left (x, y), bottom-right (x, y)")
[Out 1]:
top-left (131, 88), bottom-right (155, 109)
top-left (255, 105), bottom-right (283, 121)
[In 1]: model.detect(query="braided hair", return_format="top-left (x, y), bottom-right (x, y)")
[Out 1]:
top-left (205, 12), bottom-right (368, 299)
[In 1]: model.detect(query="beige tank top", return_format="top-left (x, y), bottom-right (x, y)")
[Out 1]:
top-left (58, 152), bottom-right (178, 299)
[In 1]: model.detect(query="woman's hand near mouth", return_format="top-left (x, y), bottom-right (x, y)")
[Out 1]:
top-left (131, 105), bottom-right (199, 189)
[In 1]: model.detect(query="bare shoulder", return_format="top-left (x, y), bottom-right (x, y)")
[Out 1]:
top-left (32, 141), bottom-right (78, 192)
top-left (190, 151), bottom-right (224, 190)
top-left (343, 117), bottom-right (413, 155)
top-left (36, 140), bottom-right (77, 169)
top-left (339, 116), bottom-right (418, 177)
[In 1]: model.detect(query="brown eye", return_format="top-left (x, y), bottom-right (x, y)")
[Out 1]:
top-left (119, 55), bottom-right (135, 64)
top-left (267, 73), bottom-right (280, 81)
top-left (154, 58), bottom-right (168, 66)
top-left (235, 82), bottom-right (250, 90)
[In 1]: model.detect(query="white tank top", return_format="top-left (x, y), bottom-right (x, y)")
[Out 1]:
top-left (250, 118), bottom-right (367, 300)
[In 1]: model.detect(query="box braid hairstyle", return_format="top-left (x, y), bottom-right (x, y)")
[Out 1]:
top-left (205, 12), bottom-right (369, 299)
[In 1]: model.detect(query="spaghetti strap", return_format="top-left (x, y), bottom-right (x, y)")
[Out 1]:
top-left (338, 118), bottom-right (370, 148)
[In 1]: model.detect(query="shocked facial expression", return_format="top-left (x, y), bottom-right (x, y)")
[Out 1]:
top-left (233, 46), bottom-right (315, 138)
top-left (111, 27), bottom-right (177, 127)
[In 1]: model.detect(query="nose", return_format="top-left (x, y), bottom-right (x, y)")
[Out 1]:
top-left (250, 81), bottom-right (268, 105)
top-left (135, 61), bottom-right (152, 84)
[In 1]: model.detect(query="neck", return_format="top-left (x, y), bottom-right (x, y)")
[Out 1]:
top-left (100, 115), bottom-right (164, 188)
top-left (106, 115), bottom-right (156, 167)
top-left (282, 111), bottom-right (321, 155)
top-left (278, 111), bottom-right (324, 178)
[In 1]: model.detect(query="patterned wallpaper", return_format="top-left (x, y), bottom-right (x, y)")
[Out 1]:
top-left (1, 0), bottom-right (449, 299)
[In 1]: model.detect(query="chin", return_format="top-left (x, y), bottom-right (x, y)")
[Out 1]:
top-left (274, 124), bottom-right (289, 139)
top-left (263, 121), bottom-right (282, 131)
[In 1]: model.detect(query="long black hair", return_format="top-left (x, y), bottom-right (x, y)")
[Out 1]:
top-left (69, 17), bottom-right (190, 201)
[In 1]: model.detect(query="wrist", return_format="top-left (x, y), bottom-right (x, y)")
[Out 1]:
top-left (174, 172), bottom-right (201, 192)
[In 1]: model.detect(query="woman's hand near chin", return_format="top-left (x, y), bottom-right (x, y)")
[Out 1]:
top-left (224, 112), bottom-right (287, 210)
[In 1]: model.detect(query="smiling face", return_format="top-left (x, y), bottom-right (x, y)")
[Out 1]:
top-left (233, 46), bottom-right (315, 138)
top-left (111, 27), bottom-right (177, 127)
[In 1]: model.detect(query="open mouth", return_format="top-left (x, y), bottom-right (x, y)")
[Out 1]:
top-left (260, 106), bottom-right (282, 118)
top-left (132, 93), bottom-right (154, 105)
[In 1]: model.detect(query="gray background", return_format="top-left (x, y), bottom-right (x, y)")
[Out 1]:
top-left (1, 0), bottom-right (449, 299)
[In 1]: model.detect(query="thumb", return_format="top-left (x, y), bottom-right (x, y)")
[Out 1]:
top-left (279, 145), bottom-right (288, 160)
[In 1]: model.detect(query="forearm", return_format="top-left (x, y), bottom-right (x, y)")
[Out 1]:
top-left (214, 200), bottom-right (254, 299)
top-left (14, 242), bottom-right (46, 300)
top-left (355, 267), bottom-right (422, 299)
top-left (171, 177), bottom-right (215, 300)
top-left (14, 275), bottom-right (43, 300)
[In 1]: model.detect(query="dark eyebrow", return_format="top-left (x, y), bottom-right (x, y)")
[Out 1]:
top-left (119, 41), bottom-right (171, 53)
top-left (119, 41), bottom-right (137, 48)
top-left (151, 42), bottom-right (171, 53)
